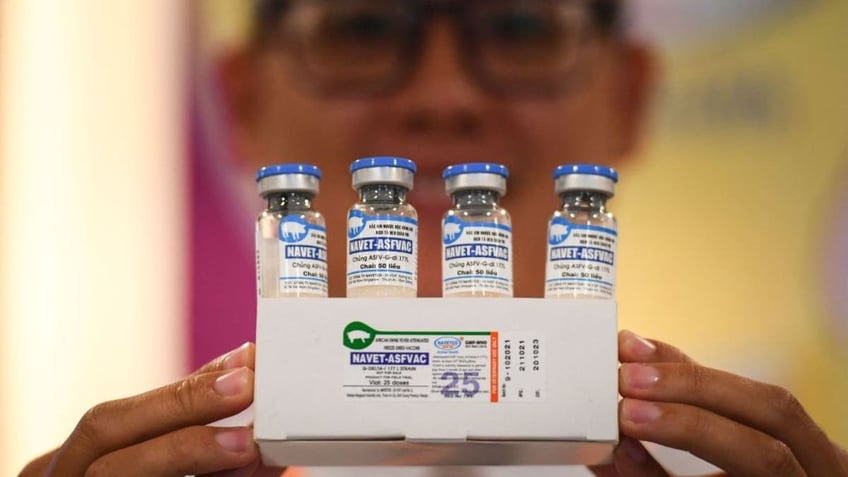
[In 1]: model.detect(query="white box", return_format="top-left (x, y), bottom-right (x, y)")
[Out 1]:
top-left (254, 298), bottom-right (618, 467)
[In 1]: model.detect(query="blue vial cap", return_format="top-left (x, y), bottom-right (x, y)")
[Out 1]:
top-left (553, 164), bottom-right (619, 183)
top-left (350, 157), bottom-right (417, 174)
top-left (256, 164), bottom-right (322, 182)
top-left (442, 163), bottom-right (509, 180)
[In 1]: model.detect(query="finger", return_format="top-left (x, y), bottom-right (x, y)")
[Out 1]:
top-left (612, 437), bottom-right (671, 477)
top-left (620, 362), bottom-right (845, 477)
top-left (198, 458), bottom-right (260, 477)
top-left (590, 440), bottom-right (727, 477)
top-left (200, 460), bottom-right (287, 477)
top-left (620, 398), bottom-right (806, 477)
top-left (194, 342), bottom-right (256, 376)
top-left (253, 465), bottom-right (288, 477)
top-left (587, 462), bottom-right (619, 477)
top-left (86, 426), bottom-right (257, 477)
top-left (618, 331), bottom-right (696, 365)
top-left (51, 367), bottom-right (254, 477)
top-left (588, 438), bottom-right (670, 477)
top-left (18, 449), bottom-right (58, 477)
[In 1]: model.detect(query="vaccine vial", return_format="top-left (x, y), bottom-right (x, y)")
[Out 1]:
top-left (442, 163), bottom-right (513, 298)
top-left (545, 164), bottom-right (618, 299)
top-left (347, 157), bottom-right (418, 297)
top-left (256, 164), bottom-right (328, 298)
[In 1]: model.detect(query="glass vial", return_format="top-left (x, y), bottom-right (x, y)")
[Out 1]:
top-left (545, 164), bottom-right (618, 299)
top-left (442, 163), bottom-right (513, 297)
top-left (256, 164), bottom-right (328, 298)
top-left (347, 157), bottom-right (418, 297)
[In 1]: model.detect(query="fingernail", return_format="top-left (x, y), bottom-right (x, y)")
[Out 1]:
top-left (622, 330), bottom-right (656, 358)
top-left (619, 437), bottom-right (649, 464)
top-left (215, 428), bottom-right (253, 453)
top-left (222, 343), bottom-right (251, 370)
top-left (214, 368), bottom-right (249, 396)
top-left (623, 364), bottom-right (659, 389)
top-left (622, 399), bottom-right (661, 424)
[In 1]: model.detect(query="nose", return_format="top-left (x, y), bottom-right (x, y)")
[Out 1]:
top-left (385, 19), bottom-right (492, 140)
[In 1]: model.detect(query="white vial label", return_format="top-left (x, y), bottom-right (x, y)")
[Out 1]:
top-left (255, 226), bottom-right (262, 298)
top-left (347, 210), bottom-right (417, 292)
top-left (278, 216), bottom-right (328, 296)
top-left (442, 217), bottom-right (513, 296)
top-left (545, 217), bottom-right (617, 298)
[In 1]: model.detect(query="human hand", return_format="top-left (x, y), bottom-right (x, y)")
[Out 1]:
top-left (19, 342), bottom-right (284, 477)
top-left (592, 331), bottom-right (848, 476)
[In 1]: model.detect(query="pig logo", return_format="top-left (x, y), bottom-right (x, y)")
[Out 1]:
top-left (549, 219), bottom-right (571, 245)
top-left (279, 217), bottom-right (310, 243)
top-left (348, 211), bottom-right (367, 238)
top-left (343, 321), bottom-right (378, 350)
top-left (443, 217), bottom-right (465, 245)
top-left (347, 329), bottom-right (371, 345)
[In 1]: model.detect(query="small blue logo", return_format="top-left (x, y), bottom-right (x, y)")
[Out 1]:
top-left (348, 210), bottom-right (367, 238)
top-left (443, 217), bottom-right (465, 245)
top-left (549, 218), bottom-right (572, 245)
top-left (279, 216), bottom-right (311, 243)
top-left (434, 336), bottom-right (462, 351)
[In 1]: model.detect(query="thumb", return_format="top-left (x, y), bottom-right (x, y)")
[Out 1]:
top-left (588, 462), bottom-right (620, 477)
top-left (589, 437), bottom-right (671, 477)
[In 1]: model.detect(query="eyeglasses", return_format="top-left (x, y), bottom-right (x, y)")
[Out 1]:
top-left (260, 0), bottom-right (621, 97)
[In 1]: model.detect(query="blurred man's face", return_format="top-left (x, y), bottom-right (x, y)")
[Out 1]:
top-left (232, 0), bottom-right (652, 297)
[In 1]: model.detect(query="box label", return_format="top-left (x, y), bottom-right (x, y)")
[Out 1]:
top-left (342, 321), bottom-right (545, 402)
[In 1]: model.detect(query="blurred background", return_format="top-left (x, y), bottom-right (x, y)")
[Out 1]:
top-left (1, 0), bottom-right (846, 476)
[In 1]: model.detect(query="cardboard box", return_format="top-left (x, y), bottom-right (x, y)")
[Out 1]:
top-left (254, 298), bottom-right (618, 466)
